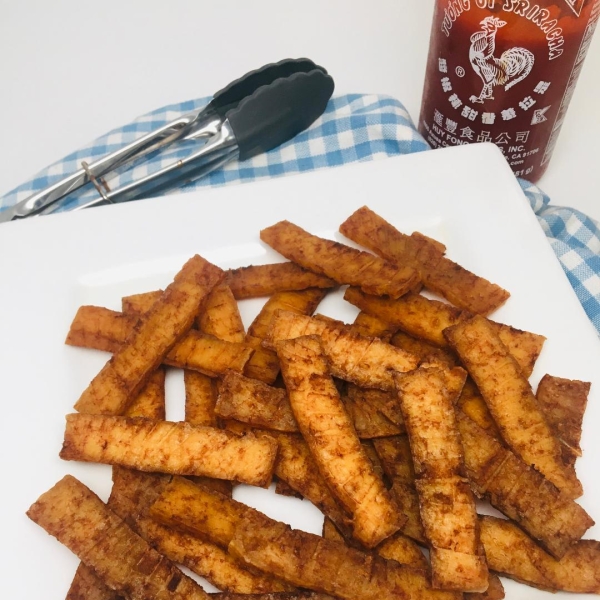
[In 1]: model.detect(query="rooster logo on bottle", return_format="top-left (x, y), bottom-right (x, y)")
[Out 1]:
top-left (469, 16), bottom-right (534, 104)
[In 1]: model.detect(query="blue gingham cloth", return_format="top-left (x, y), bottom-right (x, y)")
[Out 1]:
top-left (1, 94), bottom-right (599, 333)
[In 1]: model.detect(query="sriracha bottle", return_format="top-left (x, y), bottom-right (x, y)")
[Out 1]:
top-left (419, 0), bottom-right (599, 181)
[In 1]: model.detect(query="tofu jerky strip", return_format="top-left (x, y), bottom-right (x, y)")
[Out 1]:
top-left (216, 371), bottom-right (298, 432)
top-left (276, 335), bottom-right (403, 548)
top-left (372, 435), bottom-right (427, 544)
top-left (108, 469), bottom-right (291, 594)
top-left (74, 255), bottom-right (224, 415)
top-left (60, 413), bottom-right (277, 487)
top-left (344, 287), bottom-right (545, 378)
top-left (227, 263), bottom-right (337, 299)
top-left (457, 411), bottom-right (593, 559)
top-left (67, 369), bottom-right (167, 600)
top-left (149, 479), bottom-right (459, 600)
top-left (536, 374), bottom-right (590, 468)
top-left (395, 366), bottom-right (488, 592)
top-left (26, 476), bottom-right (209, 600)
top-left (265, 311), bottom-right (418, 391)
top-left (244, 289), bottom-right (327, 384)
top-left (197, 284), bottom-right (246, 344)
top-left (322, 517), bottom-right (429, 571)
top-left (480, 515), bottom-right (600, 593)
top-left (445, 315), bottom-right (583, 499)
top-left (339, 206), bottom-right (509, 315)
top-left (229, 511), bottom-right (462, 600)
top-left (66, 306), bottom-right (253, 376)
top-left (260, 220), bottom-right (419, 299)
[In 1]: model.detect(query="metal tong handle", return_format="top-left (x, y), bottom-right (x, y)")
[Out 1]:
top-left (1, 58), bottom-right (332, 221)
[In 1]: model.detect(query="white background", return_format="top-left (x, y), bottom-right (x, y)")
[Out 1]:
top-left (1, 0), bottom-right (599, 220)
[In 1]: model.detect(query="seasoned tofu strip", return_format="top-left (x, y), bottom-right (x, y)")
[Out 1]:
top-left (197, 284), bottom-right (246, 344)
top-left (216, 371), bottom-right (298, 432)
top-left (149, 478), bottom-right (460, 600)
top-left (229, 510), bottom-right (461, 600)
top-left (445, 315), bottom-right (582, 498)
top-left (344, 287), bottom-right (545, 378)
top-left (60, 413), bottom-right (277, 487)
top-left (372, 435), bottom-right (426, 545)
top-left (108, 469), bottom-right (292, 594)
top-left (26, 475), bottom-right (209, 600)
top-left (260, 220), bottom-right (419, 299)
top-left (215, 371), bottom-right (402, 439)
top-left (74, 255), bottom-right (223, 415)
top-left (322, 517), bottom-right (428, 570)
top-left (227, 262), bottom-right (337, 298)
top-left (395, 366), bottom-right (488, 592)
top-left (66, 306), bottom-right (253, 377)
top-left (265, 311), bottom-right (418, 391)
top-left (276, 335), bottom-right (403, 548)
top-left (339, 206), bottom-right (509, 315)
top-left (66, 368), bottom-right (167, 600)
top-left (244, 289), bottom-right (327, 384)
top-left (480, 515), bottom-right (600, 593)
top-left (457, 411), bottom-right (593, 559)
top-left (536, 374), bottom-right (590, 467)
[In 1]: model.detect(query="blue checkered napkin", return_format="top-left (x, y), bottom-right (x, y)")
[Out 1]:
top-left (520, 180), bottom-right (600, 334)
top-left (1, 93), bottom-right (598, 334)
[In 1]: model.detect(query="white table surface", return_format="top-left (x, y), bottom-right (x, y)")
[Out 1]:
top-left (1, 0), bottom-right (599, 221)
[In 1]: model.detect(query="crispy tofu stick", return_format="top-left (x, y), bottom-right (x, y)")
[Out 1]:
top-left (391, 330), bottom-right (458, 368)
top-left (339, 206), bottom-right (509, 315)
top-left (26, 475), bottom-right (209, 600)
top-left (67, 564), bottom-right (123, 600)
top-left (229, 510), bottom-right (461, 600)
top-left (198, 284), bottom-right (246, 344)
top-left (395, 366), bottom-right (487, 592)
top-left (244, 289), bottom-right (327, 384)
top-left (351, 311), bottom-right (399, 341)
top-left (455, 379), bottom-right (501, 439)
top-left (480, 515), bottom-right (600, 593)
top-left (216, 372), bottom-right (402, 439)
top-left (67, 368), bottom-right (167, 600)
top-left (260, 220), bottom-right (420, 299)
top-left (122, 290), bottom-right (163, 315)
top-left (464, 576), bottom-right (506, 600)
top-left (276, 335), bottom-right (403, 548)
top-left (322, 516), bottom-right (428, 570)
top-left (344, 288), bottom-right (546, 378)
top-left (74, 255), bottom-right (223, 415)
top-left (265, 311), bottom-right (418, 391)
top-left (60, 413), bottom-right (277, 487)
top-left (536, 374), bottom-right (590, 465)
top-left (149, 476), bottom-right (252, 547)
top-left (216, 371), bottom-right (297, 432)
top-left (445, 315), bottom-right (582, 498)
top-left (372, 436), bottom-right (426, 545)
top-left (184, 370), bottom-right (233, 497)
top-left (227, 263), bottom-right (337, 299)
top-left (108, 469), bottom-right (290, 593)
top-left (185, 370), bottom-right (219, 427)
top-left (457, 410), bottom-right (593, 558)
top-left (126, 367), bottom-right (167, 420)
top-left (264, 430), bottom-right (353, 535)
top-left (213, 593), bottom-right (329, 600)
top-left (344, 384), bottom-right (404, 438)
top-left (151, 477), bottom-right (456, 600)
top-left (66, 306), bottom-right (253, 377)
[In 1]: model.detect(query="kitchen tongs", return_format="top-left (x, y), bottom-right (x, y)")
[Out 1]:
top-left (0, 58), bottom-right (334, 222)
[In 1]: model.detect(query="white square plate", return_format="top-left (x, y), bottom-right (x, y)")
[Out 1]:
top-left (1, 143), bottom-right (598, 599)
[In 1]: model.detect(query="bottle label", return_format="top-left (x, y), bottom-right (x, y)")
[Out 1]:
top-left (420, 0), bottom-right (599, 180)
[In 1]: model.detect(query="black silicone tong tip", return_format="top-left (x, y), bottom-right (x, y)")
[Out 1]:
top-left (227, 69), bottom-right (335, 161)
top-left (210, 58), bottom-right (328, 120)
